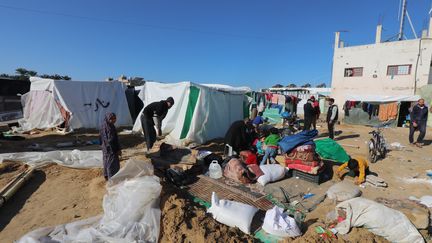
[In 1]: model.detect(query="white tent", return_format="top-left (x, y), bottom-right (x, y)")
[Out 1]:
top-left (133, 81), bottom-right (250, 146)
top-left (19, 77), bottom-right (132, 131)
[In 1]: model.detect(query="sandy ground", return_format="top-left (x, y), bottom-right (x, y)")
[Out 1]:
top-left (0, 122), bottom-right (431, 242)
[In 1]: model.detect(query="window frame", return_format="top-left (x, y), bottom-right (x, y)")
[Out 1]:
top-left (344, 67), bottom-right (363, 77)
top-left (386, 64), bottom-right (412, 76)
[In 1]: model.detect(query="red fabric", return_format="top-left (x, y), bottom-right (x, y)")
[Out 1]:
top-left (240, 150), bottom-right (257, 165)
top-left (287, 162), bottom-right (324, 175)
top-left (285, 159), bottom-right (320, 167)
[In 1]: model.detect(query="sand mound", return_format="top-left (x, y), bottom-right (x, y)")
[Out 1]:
top-left (159, 185), bottom-right (254, 243)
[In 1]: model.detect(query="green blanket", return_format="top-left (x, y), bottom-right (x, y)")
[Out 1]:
top-left (314, 138), bottom-right (349, 163)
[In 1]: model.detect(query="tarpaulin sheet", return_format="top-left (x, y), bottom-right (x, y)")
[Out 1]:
top-left (0, 150), bottom-right (102, 168)
top-left (314, 138), bottom-right (350, 163)
top-left (21, 78), bottom-right (133, 130)
top-left (17, 159), bottom-right (162, 243)
top-left (278, 130), bottom-right (318, 154)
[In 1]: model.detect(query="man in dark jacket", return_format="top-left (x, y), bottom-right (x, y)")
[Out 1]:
top-left (409, 98), bottom-right (429, 147)
top-left (224, 118), bottom-right (254, 154)
top-left (303, 99), bottom-right (315, 130)
top-left (326, 98), bottom-right (338, 139)
top-left (141, 97), bottom-right (174, 152)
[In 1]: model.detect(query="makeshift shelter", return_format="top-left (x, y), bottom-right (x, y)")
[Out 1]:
top-left (19, 77), bottom-right (133, 131)
top-left (343, 94), bottom-right (420, 127)
top-left (132, 81), bottom-right (250, 145)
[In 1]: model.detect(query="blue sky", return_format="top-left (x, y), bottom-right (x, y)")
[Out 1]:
top-left (0, 0), bottom-right (430, 89)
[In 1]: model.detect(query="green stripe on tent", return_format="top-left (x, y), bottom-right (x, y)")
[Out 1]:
top-left (180, 86), bottom-right (200, 139)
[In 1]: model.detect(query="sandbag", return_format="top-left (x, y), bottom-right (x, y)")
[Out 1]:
top-left (326, 181), bottom-right (362, 202)
top-left (262, 206), bottom-right (302, 238)
top-left (257, 164), bottom-right (286, 186)
top-left (335, 198), bottom-right (424, 243)
top-left (207, 192), bottom-right (258, 234)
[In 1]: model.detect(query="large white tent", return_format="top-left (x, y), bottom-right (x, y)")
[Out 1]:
top-left (132, 81), bottom-right (250, 145)
top-left (19, 77), bottom-right (132, 131)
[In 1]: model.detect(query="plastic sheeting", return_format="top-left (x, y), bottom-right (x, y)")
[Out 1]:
top-left (19, 90), bottom-right (65, 131)
top-left (0, 150), bottom-right (102, 168)
top-left (21, 78), bottom-right (133, 130)
top-left (344, 94), bottom-right (420, 103)
top-left (132, 81), bottom-right (247, 145)
top-left (17, 159), bottom-right (162, 243)
top-left (314, 138), bottom-right (350, 163)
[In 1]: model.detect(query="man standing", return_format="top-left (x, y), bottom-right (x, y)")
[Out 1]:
top-left (326, 98), bottom-right (338, 139)
top-left (409, 98), bottom-right (428, 148)
top-left (303, 99), bottom-right (315, 130)
top-left (310, 96), bottom-right (320, 129)
top-left (141, 97), bottom-right (174, 152)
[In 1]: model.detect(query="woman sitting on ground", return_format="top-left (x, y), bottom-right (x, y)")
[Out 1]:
top-left (100, 112), bottom-right (122, 181)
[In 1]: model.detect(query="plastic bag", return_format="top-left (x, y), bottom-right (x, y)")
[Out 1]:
top-left (262, 206), bottom-right (302, 237)
top-left (17, 159), bottom-right (162, 243)
top-left (257, 164), bottom-right (286, 186)
top-left (207, 192), bottom-right (258, 234)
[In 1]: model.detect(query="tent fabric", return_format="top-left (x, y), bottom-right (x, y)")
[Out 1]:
top-left (20, 78), bottom-right (132, 130)
top-left (344, 94), bottom-right (420, 103)
top-left (132, 81), bottom-right (248, 145)
top-left (314, 138), bottom-right (350, 163)
top-left (278, 130), bottom-right (318, 154)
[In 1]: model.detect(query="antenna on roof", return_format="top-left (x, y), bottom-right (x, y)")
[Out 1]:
top-left (398, 0), bottom-right (407, 40)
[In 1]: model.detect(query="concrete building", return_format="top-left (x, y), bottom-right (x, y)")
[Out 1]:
top-left (330, 18), bottom-right (432, 126)
top-left (331, 22), bottom-right (432, 106)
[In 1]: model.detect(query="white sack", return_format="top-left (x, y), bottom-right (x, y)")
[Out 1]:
top-left (326, 181), bottom-right (362, 202)
top-left (262, 206), bottom-right (301, 238)
top-left (335, 198), bottom-right (424, 243)
top-left (17, 159), bottom-right (162, 243)
top-left (0, 150), bottom-right (102, 168)
top-left (207, 192), bottom-right (258, 234)
top-left (257, 164), bottom-right (286, 186)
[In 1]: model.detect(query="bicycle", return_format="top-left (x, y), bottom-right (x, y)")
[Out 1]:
top-left (368, 120), bottom-right (392, 163)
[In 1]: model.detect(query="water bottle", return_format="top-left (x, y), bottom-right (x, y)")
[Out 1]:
top-left (209, 160), bottom-right (222, 179)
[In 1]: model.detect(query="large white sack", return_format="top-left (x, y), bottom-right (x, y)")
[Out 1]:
top-left (17, 159), bottom-right (162, 243)
top-left (257, 164), bottom-right (286, 186)
top-left (207, 192), bottom-right (258, 234)
top-left (262, 206), bottom-right (302, 238)
top-left (0, 150), bottom-right (102, 168)
top-left (409, 195), bottom-right (432, 208)
top-left (335, 198), bottom-right (424, 243)
top-left (326, 181), bottom-right (362, 202)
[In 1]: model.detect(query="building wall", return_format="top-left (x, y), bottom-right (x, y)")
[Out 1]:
top-left (331, 38), bottom-right (432, 109)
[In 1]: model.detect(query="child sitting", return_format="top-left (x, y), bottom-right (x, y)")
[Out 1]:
top-left (336, 156), bottom-right (369, 185)
top-left (260, 128), bottom-right (280, 165)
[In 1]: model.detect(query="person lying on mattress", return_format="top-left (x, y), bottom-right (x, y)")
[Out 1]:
top-left (336, 157), bottom-right (369, 185)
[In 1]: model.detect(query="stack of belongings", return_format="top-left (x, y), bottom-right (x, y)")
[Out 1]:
top-left (284, 144), bottom-right (324, 175)
top-left (278, 130), bottom-right (324, 179)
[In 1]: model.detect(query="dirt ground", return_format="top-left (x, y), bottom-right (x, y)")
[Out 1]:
top-left (0, 122), bottom-right (431, 242)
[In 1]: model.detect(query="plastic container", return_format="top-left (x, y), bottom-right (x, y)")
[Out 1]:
top-left (209, 160), bottom-right (222, 179)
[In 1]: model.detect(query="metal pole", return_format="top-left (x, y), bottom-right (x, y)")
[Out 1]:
top-left (398, 0), bottom-right (407, 40)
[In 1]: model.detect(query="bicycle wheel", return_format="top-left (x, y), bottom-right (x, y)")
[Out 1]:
top-left (368, 139), bottom-right (378, 163)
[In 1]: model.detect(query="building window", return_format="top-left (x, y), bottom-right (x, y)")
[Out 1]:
top-left (387, 64), bottom-right (411, 76)
top-left (344, 67), bottom-right (363, 77)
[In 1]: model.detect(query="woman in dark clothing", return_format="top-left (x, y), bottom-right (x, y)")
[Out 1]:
top-left (100, 112), bottom-right (121, 180)
top-left (224, 118), bottom-right (254, 154)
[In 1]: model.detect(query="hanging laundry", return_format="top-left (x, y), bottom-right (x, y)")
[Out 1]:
top-left (277, 95), bottom-right (286, 106)
top-left (378, 102), bottom-right (398, 121)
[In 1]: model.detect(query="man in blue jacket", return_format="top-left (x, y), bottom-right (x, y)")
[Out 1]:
top-left (409, 98), bottom-right (429, 147)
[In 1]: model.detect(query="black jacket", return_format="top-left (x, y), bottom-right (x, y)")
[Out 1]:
top-left (411, 105), bottom-right (429, 123)
top-left (303, 102), bottom-right (315, 119)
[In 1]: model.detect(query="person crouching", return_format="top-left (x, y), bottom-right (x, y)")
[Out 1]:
top-left (260, 128), bottom-right (280, 165)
